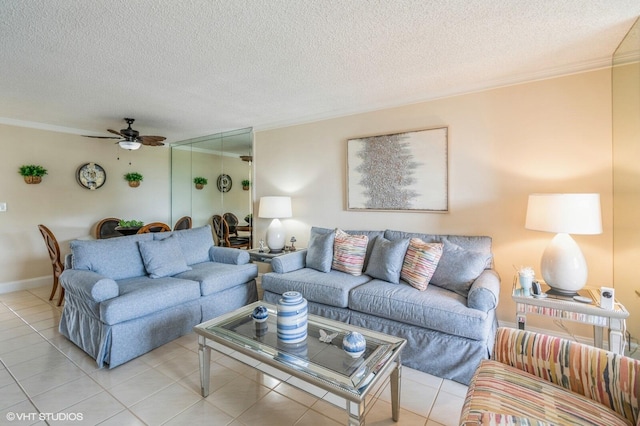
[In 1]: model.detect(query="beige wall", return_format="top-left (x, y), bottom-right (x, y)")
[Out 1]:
top-left (613, 61), bottom-right (640, 340)
top-left (0, 124), bottom-right (170, 291)
top-left (0, 68), bottom-right (618, 341)
top-left (254, 68), bottom-right (614, 335)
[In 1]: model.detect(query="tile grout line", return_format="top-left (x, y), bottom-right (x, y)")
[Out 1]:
top-left (1, 293), bottom-right (148, 426)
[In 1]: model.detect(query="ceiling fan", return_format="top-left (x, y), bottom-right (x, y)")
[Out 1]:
top-left (83, 118), bottom-right (166, 150)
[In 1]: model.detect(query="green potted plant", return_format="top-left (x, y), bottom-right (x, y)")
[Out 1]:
top-left (115, 219), bottom-right (144, 235)
top-left (241, 179), bottom-right (251, 190)
top-left (18, 164), bottom-right (48, 184)
top-left (193, 176), bottom-right (208, 190)
top-left (124, 172), bottom-right (143, 188)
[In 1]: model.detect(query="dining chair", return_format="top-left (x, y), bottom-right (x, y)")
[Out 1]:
top-left (224, 212), bottom-right (252, 247)
top-left (37, 224), bottom-right (65, 306)
top-left (211, 215), bottom-right (225, 246)
top-left (212, 215), bottom-right (251, 249)
top-left (137, 222), bottom-right (171, 233)
top-left (95, 217), bottom-right (122, 239)
top-left (223, 212), bottom-right (240, 235)
top-left (173, 216), bottom-right (192, 231)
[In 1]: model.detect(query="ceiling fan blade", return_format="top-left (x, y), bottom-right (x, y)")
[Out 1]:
top-left (139, 135), bottom-right (166, 146)
top-left (82, 135), bottom-right (120, 139)
top-left (140, 135), bottom-right (166, 141)
top-left (108, 129), bottom-right (124, 137)
top-left (140, 139), bottom-right (165, 146)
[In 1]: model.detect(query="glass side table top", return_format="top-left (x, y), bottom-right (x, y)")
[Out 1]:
top-left (194, 301), bottom-right (406, 399)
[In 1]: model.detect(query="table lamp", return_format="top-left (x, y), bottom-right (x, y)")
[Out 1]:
top-left (258, 196), bottom-right (292, 253)
top-left (525, 193), bottom-right (602, 295)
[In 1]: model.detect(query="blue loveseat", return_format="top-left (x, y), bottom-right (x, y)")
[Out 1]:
top-left (262, 227), bottom-right (500, 385)
top-left (59, 225), bottom-right (258, 368)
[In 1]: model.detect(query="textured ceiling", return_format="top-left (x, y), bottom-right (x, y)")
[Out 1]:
top-left (0, 0), bottom-right (639, 144)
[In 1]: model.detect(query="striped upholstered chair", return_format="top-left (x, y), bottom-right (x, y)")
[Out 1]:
top-left (460, 327), bottom-right (640, 426)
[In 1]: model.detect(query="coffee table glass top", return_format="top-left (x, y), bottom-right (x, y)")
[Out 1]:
top-left (194, 301), bottom-right (405, 398)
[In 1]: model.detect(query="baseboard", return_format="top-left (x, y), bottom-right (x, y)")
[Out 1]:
top-left (0, 276), bottom-right (51, 294)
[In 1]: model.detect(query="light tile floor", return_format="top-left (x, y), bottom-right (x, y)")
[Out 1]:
top-left (0, 286), bottom-right (467, 425)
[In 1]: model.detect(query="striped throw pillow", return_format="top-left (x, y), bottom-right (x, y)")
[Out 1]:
top-left (332, 229), bottom-right (368, 276)
top-left (401, 238), bottom-right (443, 290)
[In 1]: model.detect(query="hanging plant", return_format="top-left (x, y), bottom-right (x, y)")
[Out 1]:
top-left (242, 179), bottom-right (250, 190)
top-left (124, 172), bottom-right (143, 187)
top-left (18, 164), bottom-right (48, 184)
top-left (193, 176), bottom-right (208, 190)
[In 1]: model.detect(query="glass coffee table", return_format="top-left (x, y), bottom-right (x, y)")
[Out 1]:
top-left (194, 301), bottom-right (406, 425)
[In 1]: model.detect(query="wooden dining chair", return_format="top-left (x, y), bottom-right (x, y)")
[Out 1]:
top-left (95, 217), bottom-right (122, 239)
top-left (137, 222), bottom-right (171, 233)
top-left (211, 215), bottom-right (225, 246)
top-left (173, 216), bottom-right (192, 231)
top-left (37, 224), bottom-right (65, 306)
top-left (213, 216), bottom-right (251, 249)
top-left (224, 212), bottom-right (252, 247)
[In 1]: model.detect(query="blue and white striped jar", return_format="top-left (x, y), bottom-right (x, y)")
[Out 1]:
top-left (277, 291), bottom-right (308, 344)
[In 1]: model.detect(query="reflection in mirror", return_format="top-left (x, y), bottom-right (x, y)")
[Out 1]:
top-left (171, 128), bottom-right (253, 244)
top-left (612, 17), bottom-right (640, 342)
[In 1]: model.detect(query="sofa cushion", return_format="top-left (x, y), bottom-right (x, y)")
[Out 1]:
top-left (332, 229), bottom-right (368, 276)
top-left (462, 359), bottom-right (632, 426)
top-left (364, 237), bottom-right (409, 284)
top-left (70, 234), bottom-right (153, 280)
top-left (174, 261), bottom-right (258, 296)
top-left (138, 234), bottom-right (191, 278)
top-left (155, 225), bottom-right (214, 266)
top-left (262, 268), bottom-right (371, 308)
top-left (306, 228), bottom-right (335, 272)
top-left (99, 276), bottom-right (201, 325)
top-left (430, 240), bottom-right (491, 296)
top-left (400, 239), bottom-right (443, 291)
top-left (349, 280), bottom-right (493, 341)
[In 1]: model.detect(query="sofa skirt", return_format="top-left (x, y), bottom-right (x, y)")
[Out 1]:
top-left (264, 290), bottom-right (497, 384)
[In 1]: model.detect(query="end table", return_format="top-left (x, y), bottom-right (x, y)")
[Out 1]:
top-left (512, 279), bottom-right (629, 354)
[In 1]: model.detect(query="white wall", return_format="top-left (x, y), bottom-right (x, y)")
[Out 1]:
top-left (0, 124), bottom-right (170, 292)
top-left (254, 69), bottom-right (614, 335)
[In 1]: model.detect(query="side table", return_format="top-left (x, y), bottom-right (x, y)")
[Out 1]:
top-left (512, 280), bottom-right (629, 354)
top-left (248, 248), bottom-right (306, 264)
top-left (248, 248), bottom-right (306, 300)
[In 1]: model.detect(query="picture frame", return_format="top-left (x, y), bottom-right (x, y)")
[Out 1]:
top-left (347, 126), bottom-right (448, 212)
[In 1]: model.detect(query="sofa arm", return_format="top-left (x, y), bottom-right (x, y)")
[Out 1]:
top-left (271, 250), bottom-right (307, 273)
top-left (59, 269), bottom-right (119, 302)
top-left (467, 269), bottom-right (500, 312)
top-left (493, 327), bottom-right (640, 423)
top-left (209, 246), bottom-right (250, 265)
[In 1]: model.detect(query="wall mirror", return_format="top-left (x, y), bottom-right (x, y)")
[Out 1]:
top-left (171, 127), bottom-right (253, 239)
top-left (612, 17), bottom-right (639, 341)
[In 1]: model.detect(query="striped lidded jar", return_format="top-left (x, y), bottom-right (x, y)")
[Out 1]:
top-left (276, 291), bottom-right (308, 344)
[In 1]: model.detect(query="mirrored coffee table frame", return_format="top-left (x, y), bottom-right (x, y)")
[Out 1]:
top-left (194, 301), bottom-right (406, 425)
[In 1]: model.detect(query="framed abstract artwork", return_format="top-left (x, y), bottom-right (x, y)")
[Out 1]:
top-left (347, 126), bottom-right (448, 212)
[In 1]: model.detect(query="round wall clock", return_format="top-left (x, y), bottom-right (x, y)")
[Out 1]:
top-left (217, 174), bottom-right (232, 192)
top-left (76, 162), bottom-right (106, 190)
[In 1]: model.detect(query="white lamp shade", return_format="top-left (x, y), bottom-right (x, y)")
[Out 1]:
top-left (258, 196), bottom-right (292, 218)
top-left (525, 193), bottom-right (602, 295)
top-left (119, 140), bottom-right (142, 150)
top-left (525, 193), bottom-right (602, 235)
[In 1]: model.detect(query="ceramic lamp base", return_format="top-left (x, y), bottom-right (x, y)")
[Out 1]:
top-left (266, 218), bottom-right (285, 252)
top-left (541, 233), bottom-right (588, 295)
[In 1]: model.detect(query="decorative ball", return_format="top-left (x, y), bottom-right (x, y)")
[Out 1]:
top-left (251, 305), bottom-right (269, 323)
top-left (343, 331), bottom-right (366, 358)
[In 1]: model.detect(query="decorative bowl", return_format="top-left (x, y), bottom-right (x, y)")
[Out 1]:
top-left (343, 331), bottom-right (366, 358)
top-left (251, 305), bottom-right (269, 323)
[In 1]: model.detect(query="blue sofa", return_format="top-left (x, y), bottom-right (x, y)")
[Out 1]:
top-left (261, 227), bottom-right (500, 385)
top-left (59, 225), bottom-right (258, 368)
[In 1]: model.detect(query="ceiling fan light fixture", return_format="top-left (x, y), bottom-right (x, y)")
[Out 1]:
top-left (119, 140), bottom-right (141, 150)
